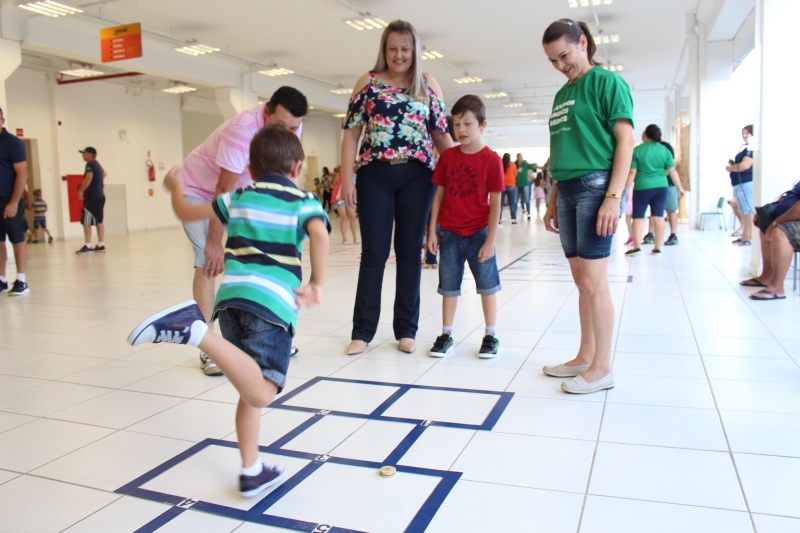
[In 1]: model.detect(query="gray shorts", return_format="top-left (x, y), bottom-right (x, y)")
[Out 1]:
top-left (182, 195), bottom-right (209, 268)
top-left (778, 220), bottom-right (800, 252)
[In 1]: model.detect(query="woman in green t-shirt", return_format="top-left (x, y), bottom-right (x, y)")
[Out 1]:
top-left (540, 19), bottom-right (635, 395)
top-left (625, 124), bottom-right (684, 255)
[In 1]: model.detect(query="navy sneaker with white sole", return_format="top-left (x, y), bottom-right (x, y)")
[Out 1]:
top-left (240, 464), bottom-right (285, 497)
top-left (127, 300), bottom-right (208, 346)
top-left (478, 335), bottom-right (500, 359)
top-left (429, 334), bottom-right (454, 358)
top-left (0, 280), bottom-right (8, 295)
top-left (8, 280), bottom-right (29, 296)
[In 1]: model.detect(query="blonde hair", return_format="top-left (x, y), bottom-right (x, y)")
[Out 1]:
top-left (373, 20), bottom-right (427, 99)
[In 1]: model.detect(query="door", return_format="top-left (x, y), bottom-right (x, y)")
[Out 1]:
top-left (305, 155), bottom-right (318, 192)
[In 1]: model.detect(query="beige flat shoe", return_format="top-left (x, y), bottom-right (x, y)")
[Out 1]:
top-left (347, 340), bottom-right (367, 355)
top-left (398, 338), bottom-right (416, 353)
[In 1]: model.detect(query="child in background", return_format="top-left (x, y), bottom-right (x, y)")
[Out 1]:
top-left (533, 172), bottom-right (546, 215)
top-left (127, 125), bottom-right (330, 497)
top-left (427, 95), bottom-right (504, 358)
top-left (30, 189), bottom-right (53, 243)
top-left (331, 172), bottom-right (360, 244)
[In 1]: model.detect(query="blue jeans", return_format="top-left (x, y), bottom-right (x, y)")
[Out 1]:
top-left (518, 186), bottom-right (530, 213)
top-left (502, 187), bottom-right (518, 220)
top-left (437, 227), bottom-right (501, 297)
top-left (353, 161), bottom-right (435, 342)
top-left (218, 308), bottom-right (292, 392)
top-left (556, 170), bottom-right (616, 260)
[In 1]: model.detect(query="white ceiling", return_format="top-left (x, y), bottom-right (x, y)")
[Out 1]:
top-left (18, 0), bottom-right (704, 147)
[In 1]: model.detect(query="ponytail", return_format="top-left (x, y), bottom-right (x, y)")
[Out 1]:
top-left (543, 19), bottom-right (601, 65)
top-left (645, 124), bottom-right (662, 142)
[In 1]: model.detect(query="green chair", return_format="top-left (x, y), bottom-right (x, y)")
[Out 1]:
top-left (700, 197), bottom-right (727, 231)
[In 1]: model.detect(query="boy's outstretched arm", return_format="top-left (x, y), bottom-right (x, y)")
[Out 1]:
top-left (163, 166), bottom-right (215, 222)
top-left (295, 218), bottom-right (329, 309)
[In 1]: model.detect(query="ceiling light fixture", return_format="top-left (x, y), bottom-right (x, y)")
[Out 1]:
top-left (502, 102), bottom-right (523, 108)
top-left (570, 0), bottom-right (611, 6)
top-left (60, 68), bottom-right (104, 78)
top-left (333, 113), bottom-right (347, 118)
top-left (343, 16), bottom-right (388, 31)
top-left (519, 111), bottom-right (538, 116)
top-left (594, 34), bottom-right (619, 44)
top-left (601, 64), bottom-right (624, 72)
top-left (484, 92), bottom-right (507, 99)
top-left (174, 44), bottom-right (220, 56)
top-left (421, 51), bottom-right (444, 60)
top-left (453, 76), bottom-right (482, 84)
top-left (330, 88), bottom-right (352, 95)
top-left (18, 0), bottom-right (82, 17)
top-left (163, 83), bottom-right (197, 94)
top-left (259, 67), bottom-right (294, 77)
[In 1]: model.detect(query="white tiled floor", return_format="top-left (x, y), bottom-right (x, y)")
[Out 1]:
top-left (2, 220), bottom-right (799, 532)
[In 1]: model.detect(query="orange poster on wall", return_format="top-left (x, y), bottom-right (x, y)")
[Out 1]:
top-left (100, 23), bottom-right (142, 62)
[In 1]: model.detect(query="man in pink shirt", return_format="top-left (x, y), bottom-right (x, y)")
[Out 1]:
top-left (180, 86), bottom-right (308, 375)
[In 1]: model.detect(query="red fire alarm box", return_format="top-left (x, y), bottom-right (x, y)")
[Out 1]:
top-left (64, 175), bottom-right (84, 222)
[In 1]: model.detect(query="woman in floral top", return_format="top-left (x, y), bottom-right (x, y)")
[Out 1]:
top-left (340, 20), bottom-right (453, 355)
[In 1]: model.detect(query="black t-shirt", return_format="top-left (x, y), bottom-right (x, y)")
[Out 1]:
top-left (0, 129), bottom-right (27, 197)
top-left (659, 141), bottom-right (675, 187)
top-left (83, 160), bottom-right (105, 198)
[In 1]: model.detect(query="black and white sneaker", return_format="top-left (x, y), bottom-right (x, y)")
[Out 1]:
top-left (429, 334), bottom-right (454, 358)
top-left (8, 280), bottom-right (29, 296)
top-left (240, 463), bottom-right (285, 497)
top-left (642, 232), bottom-right (655, 245)
top-left (290, 346), bottom-right (299, 356)
top-left (0, 280), bottom-right (8, 295)
top-left (75, 245), bottom-right (94, 255)
top-left (93, 245), bottom-right (106, 253)
top-left (478, 335), bottom-right (500, 359)
top-left (127, 300), bottom-right (208, 346)
top-left (664, 234), bottom-right (679, 246)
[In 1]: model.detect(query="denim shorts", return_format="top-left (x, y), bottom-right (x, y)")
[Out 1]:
top-left (217, 307), bottom-right (292, 392)
top-left (665, 185), bottom-right (679, 213)
top-left (633, 187), bottom-right (668, 219)
top-left (733, 181), bottom-right (755, 214)
top-left (182, 195), bottom-right (209, 268)
top-left (33, 219), bottom-right (47, 229)
top-left (437, 227), bottom-right (501, 297)
top-left (556, 170), bottom-right (618, 260)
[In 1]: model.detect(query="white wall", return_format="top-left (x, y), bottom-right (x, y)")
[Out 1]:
top-left (181, 110), bottom-right (224, 159)
top-left (299, 115), bottom-right (341, 187)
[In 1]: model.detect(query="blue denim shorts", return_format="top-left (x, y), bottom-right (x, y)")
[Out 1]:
top-left (437, 227), bottom-right (501, 297)
top-left (733, 181), bottom-right (755, 214)
top-left (632, 187), bottom-right (668, 219)
top-left (217, 307), bottom-right (292, 392)
top-left (556, 170), bottom-right (618, 260)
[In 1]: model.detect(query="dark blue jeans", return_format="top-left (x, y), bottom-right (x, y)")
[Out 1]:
top-left (353, 161), bottom-right (435, 342)
top-left (502, 187), bottom-right (518, 220)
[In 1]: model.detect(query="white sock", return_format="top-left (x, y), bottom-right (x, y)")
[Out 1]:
top-left (85, 243), bottom-right (92, 248)
top-left (485, 326), bottom-right (497, 337)
top-left (97, 241), bottom-right (104, 246)
top-left (17, 273), bottom-right (26, 283)
top-left (442, 326), bottom-right (453, 336)
top-left (0, 276), bottom-right (6, 284)
top-left (187, 321), bottom-right (209, 347)
top-left (242, 461), bottom-right (263, 476)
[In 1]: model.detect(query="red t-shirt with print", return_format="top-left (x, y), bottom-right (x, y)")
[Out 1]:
top-left (431, 146), bottom-right (505, 237)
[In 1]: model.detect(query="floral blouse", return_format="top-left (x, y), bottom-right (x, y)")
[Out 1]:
top-left (344, 72), bottom-right (449, 170)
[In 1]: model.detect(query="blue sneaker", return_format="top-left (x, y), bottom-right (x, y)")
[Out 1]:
top-left (127, 300), bottom-right (208, 346)
top-left (8, 280), bottom-right (29, 296)
top-left (0, 280), bottom-right (8, 295)
top-left (240, 463), bottom-right (285, 497)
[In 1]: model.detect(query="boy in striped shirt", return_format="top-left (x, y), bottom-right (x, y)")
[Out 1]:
top-left (30, 189), bottom-right (53, 243)
top-left (127, 125), bottom-right (330, 497)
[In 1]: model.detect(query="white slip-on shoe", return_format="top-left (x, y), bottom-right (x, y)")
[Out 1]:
top-left (561, 373), bottom-right (615, 394)
top-left (542, 363), bottom-right (591, 377)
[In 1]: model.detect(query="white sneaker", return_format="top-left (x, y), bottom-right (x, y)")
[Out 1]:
top-left (542, 363), bottom-right (591, 377)
top-left (200, 351), bottom-right (223, 376)
top-left (561, 373), bottom-right (615, 394)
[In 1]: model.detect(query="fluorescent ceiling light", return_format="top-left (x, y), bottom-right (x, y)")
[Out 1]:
top-left (333, 113), bottom-right (347, 118)
top-left (580, 0), bottom-right (589, 5)
top-left (343, 16), bottom-right (388, 31)
top-left (330, 88), bottom-right (352, 95)
top-left (519, 111), bottom-right (537, 116)
top-left (601, 64), bottom-right (624, 72)
top-left (453, 76), bottom-right (482, 84)
top-left (594, 34), bottom-right (619, 44)
top-left (502, 102), bottom-right (523, 108)
top-left (163, 84), bottom-right (196, 94)
top-left (484, 92), bottom-right (507, 99)
top-left (174, 44), bottom-right (220, 56)
top-left (568, 0), bottom-right (578, 6)
top-left (18, 0), bottom-right (82, 17)
top-left (60, 68), bottom-right (104, 77)
top-left (259, 67), bottom-right (294, 77)
top-left (421, 51), bottom-right (444, 60)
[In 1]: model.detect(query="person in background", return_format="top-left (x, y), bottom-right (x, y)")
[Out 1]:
top-left (29, 189), bottom-right (53, 243)
top-left (0, 106), bottom-right (30, 296)
top-left (515, 153), bottom-right (534, 220)
top-left (533, 171), bottom-right (546, 215)
top-left (641, 137), bottom-right (682, 246)
top-left (726, 125), bottom-right (754, 246)
top-left (501, 153), bottom-right (518, 224)
top-left (75, 147), bottom-right (106, 255)
top-left (339, 20), bottom-right (453, 356)
top-left (320, 167), bottom-right (333, 211)
top-left (728, 198), bottom-right (743, 238)
top-left (540, 18), bottom-right (635, 394)
top-left (331, 172), bottom-right (360, 244)
top-left (542, 158), bottom-right (552, 206)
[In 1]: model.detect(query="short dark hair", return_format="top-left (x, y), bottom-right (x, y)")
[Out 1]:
top-left (543, 19), bottom-right (600, 65)
top-left (451, 95), bottom-right (486, 123)
top-left (267, 86), bottom-right (308, 118)
top-left (644, 124), bottom-right (662, 142)
top-left (250, 124), bottom-right (305, 177)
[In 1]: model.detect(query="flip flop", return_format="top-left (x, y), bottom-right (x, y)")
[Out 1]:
top-left (740, 278), bottom-right (767, 287)
top-left (738, 240), bottom-right (752, 246)
top-left (750, 290), bottom-right (786, 301)
top-left (732, 238), bottom-right (743, 244)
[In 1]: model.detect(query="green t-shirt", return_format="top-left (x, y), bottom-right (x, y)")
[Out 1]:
top-left (515, 161), bottom-right (534, 187)
top-left (549, 67), bottom-right (634, 181)
top-left (631, 141), bottom-right (674, 191)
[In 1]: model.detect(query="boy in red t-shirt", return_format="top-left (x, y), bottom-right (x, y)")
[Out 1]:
top-left (427, 95), bottom-right (505, 358)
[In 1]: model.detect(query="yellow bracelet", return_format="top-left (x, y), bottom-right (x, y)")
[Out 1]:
top-left (605, 192), bottom-right (622, 199)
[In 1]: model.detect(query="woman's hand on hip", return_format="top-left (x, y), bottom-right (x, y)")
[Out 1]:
top-left (543, 204), bottom-right (559, 234)
top-left (596, 198), bottom-right (620, 237)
